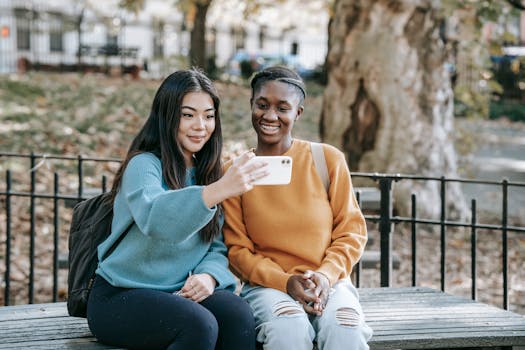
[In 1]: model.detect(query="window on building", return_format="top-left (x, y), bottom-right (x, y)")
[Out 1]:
top-left (107, 33), bottom-right (118, 46)
top-left (49, 12), bottom-right (63, 52)
top-left (232, 27), bottom-right (245, 51)
top-left (17, 27), bottom-right (30, 50)
top-left (103, 33), bottom-right (119, 56)
top-left (14, 8), bottom-right (32, 51)
top-left (291, 42), bottom-right (298, 55)
top-left (50, 32), bottom-right (63, 52)
top-left (153, 20), bottom-right (164, 58)
top-left (259, 26), bottom-right (266, 49)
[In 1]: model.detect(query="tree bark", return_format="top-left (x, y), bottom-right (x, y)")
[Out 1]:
top-left (320, 0), bottom-right (467, 218)
top-left (76, 7), bottom-right (85, 70)
top-left (190, 1), bottom-right (211, 70)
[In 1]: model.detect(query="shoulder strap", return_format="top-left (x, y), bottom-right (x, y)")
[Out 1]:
top-left (310, 142), bottom-right (329, 193)
top-left (99, 193), bottom-right (134, 262)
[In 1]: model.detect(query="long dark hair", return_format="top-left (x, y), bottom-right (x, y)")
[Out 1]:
top-left (111, 68), bottom-right (223, 242)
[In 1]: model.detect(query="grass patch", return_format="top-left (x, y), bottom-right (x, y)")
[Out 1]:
top-left (2, 113), bottom-right (34, 122)
top-left (0, 78), bottom-right (45, 101)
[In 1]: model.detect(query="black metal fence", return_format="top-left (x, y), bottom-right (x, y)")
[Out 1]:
top-left (351, 173), bottom-right (525, 311)
top-left (1, 152), bottom-right (120, 305)
top-left (1, 152), bottom-right (524, 312)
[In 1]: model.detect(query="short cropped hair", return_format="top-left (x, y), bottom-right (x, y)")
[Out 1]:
top-left (250, 66), bottom-right (306, 105)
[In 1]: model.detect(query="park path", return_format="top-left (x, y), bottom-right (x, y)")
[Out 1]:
top-left (457, 119), bottom-right (525, 220)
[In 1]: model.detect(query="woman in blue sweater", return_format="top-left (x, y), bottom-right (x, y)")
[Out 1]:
top-left (87, 69), bottom-right (266, 350)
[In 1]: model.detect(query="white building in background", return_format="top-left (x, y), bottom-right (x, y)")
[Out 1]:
top-left (0, 0), bottom-right (187, 75)
top-left (0, 0), bottom-right (328, 76)
top-left (207, 0), bottom-right (329, 71)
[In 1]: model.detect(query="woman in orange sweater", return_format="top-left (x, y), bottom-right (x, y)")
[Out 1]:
top-left (222, 66), bottom-right (373, 349)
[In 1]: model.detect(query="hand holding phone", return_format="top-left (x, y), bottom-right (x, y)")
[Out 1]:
top-left (246, 156), bottom-right (293, 185)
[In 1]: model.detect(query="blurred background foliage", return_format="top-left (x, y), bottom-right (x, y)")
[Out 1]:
top-left (442, 0), bottom-right (525, 120)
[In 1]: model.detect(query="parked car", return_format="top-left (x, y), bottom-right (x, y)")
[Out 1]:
top-left (225, 50), bottom-right (313, 79)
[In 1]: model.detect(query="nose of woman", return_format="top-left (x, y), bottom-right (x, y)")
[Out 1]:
top-left (263, 108), bottom-right (278, 121)
top-left (193, 115), bottom-right (206, 129)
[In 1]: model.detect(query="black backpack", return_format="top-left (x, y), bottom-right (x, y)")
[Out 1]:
top-left (67, 192), bottom-right (132, 317)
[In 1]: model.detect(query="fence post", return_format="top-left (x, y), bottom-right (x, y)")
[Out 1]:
top-left (379, 177), bottom-right (393, 287)
top-left (53, 173), bottom-right (59, 302)
top-left (502, 179), bottom-right (508, 310)
top-left (440, 176), bottom-right (446, 292)
top-left (471, 199), bottom-right (477, 301)
top-left (411, 194), bottom-right (417, 287)
top-left (29, 153), bottom-right (36, 303)
top-left (4, 170), bottom-right (12, 305)
top-left (77, 155), bottom-right (84, 199)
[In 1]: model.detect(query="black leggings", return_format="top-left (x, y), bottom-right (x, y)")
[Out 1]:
top-left (87, 276), bottom-right (256, 350)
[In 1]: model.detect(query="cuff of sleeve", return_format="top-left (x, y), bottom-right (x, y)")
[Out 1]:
top-left (316, 265), bottom-right (339, 287)
top-left (275, 272), bottom-right (293, 293)
top-left (196, 186), bottom-right (217, 212)
top-left (194, 263), bottom-right (236, 292)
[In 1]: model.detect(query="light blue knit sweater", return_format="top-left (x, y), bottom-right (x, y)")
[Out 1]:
top-left (95, 152), bottom-right (236, 292)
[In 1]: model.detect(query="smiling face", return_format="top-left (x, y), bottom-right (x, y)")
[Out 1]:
top-left (176, 91), bottom-right (216, 167)
top-left (251, 80), bottom-right (303, 155)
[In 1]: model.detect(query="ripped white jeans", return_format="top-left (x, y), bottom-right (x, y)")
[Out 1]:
top-left (240, 278), bottom-right (373, 350)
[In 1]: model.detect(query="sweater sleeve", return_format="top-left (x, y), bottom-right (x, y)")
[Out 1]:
top-left (316, 146), bottom-right (368, 286)
top-left (193, 216), bottom-right (236, 291)
top-left (222, 194), bottom-right (292, 292)
top-left (121, 153), bottom-right (216, 242)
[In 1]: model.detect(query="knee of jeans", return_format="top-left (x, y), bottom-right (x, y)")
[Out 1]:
top-left (272, 300), bottom-right (305, 317)
top-left (335, 307), bottom-right (361, 327)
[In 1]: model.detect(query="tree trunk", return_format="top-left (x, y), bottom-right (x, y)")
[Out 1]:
top-left (76, 7), bottom-right (85, 70)
top-left (190, 1), bottom-right (211, 70)
top-left (320, 0), bottom-right (467, 219)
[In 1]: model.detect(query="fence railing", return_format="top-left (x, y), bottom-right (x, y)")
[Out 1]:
top-left (1, 152), bottom-right (524, 312)
top-left (351, 173), bottom-right (525, 311)
top-left (1, 152), bottom-right (120, 305)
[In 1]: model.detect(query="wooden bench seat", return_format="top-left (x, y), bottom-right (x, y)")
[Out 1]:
top-left (1, 287), bottom-right (524, 349)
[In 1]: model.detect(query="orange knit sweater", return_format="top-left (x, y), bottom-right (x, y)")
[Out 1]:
top-left (223, 139), bottom-right (368, 293)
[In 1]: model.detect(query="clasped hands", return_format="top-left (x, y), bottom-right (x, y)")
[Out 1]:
top-left (286, 270), bottom-right (330, 316)
top-left (177, 273), bottom-right (216, 303)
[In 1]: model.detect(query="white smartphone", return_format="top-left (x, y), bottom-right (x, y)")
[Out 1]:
top-left (247, 156), bottom-right (293, 185)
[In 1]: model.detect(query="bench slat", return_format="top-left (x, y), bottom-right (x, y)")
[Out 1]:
top-left (369, 334), bottom-right (525, 350)
top-left (1, 287), bottom-right (524, 350)
top-left (0, 338), bottom-right (118, 350)
top-left (0, 303), bottom-right (68, 322)
top-left (359, 288), bottom-right (525, 349)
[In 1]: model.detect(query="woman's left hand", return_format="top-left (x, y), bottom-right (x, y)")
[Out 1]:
top-left (179, 273), bottom-right (216, 303)
top-left (302, 270), bottom-right (331, 313)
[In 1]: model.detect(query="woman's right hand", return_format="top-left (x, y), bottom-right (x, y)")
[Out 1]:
top-left (286, 275), bottom-right (321, 316)
top-left (202, 152), bottom-right (268, 207)
top-left (221, 152), bottom-right (269, 197)
top-left (302, 270), bottom-right (331, 314)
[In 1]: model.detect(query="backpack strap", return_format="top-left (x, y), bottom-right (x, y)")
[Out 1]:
top-left (310, 142), bottom-right (329, 193)
top-left (101, 220), bottom-right (134, 261)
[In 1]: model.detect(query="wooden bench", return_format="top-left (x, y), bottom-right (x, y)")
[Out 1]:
top-left (1, 287), bottom-right (525, 349)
